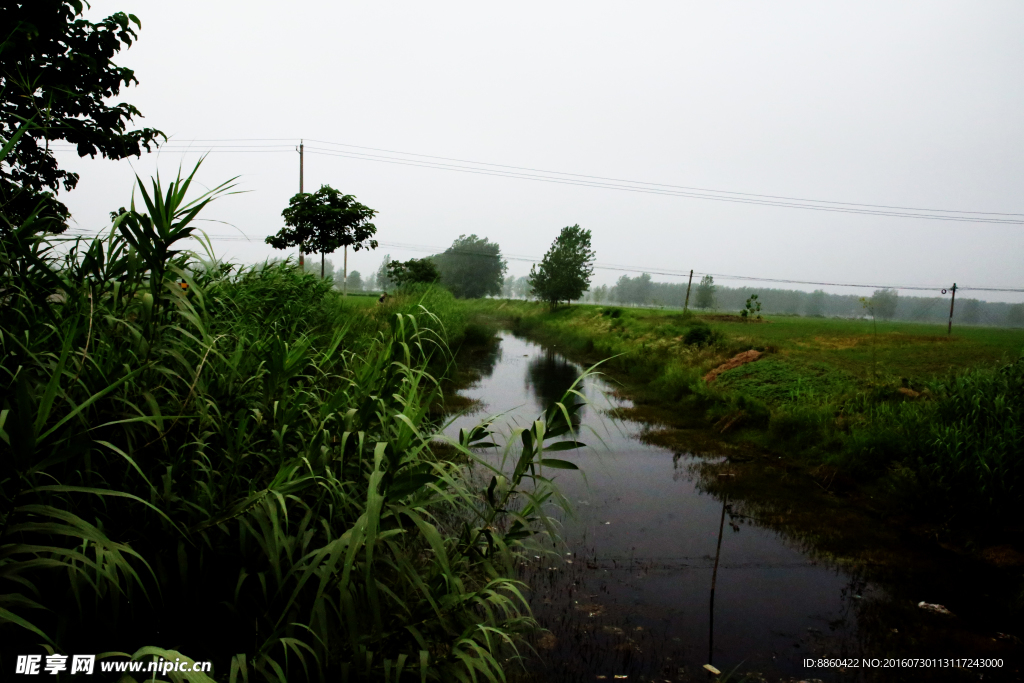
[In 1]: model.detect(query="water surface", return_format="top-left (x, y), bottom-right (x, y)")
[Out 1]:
top-left (446, 333), bottom-right (877, 681)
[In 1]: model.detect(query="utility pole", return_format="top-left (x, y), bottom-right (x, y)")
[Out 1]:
top-left (683, 269), bottom-right (694, 314)
top-left (947, 283), bottom-right (957, 335)
top-left (343, 245), bottom-right (348, 298)
top-left (297, 139), bottom-right (305, 269)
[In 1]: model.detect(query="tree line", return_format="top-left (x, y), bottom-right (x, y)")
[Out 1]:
top-left (590, 273), bottom-right (1024, 327)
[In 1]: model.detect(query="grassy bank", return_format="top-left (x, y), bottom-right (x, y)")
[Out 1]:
top-left (463, 299), bottom-right (1024, 522)
top-left (0, 172), bottom-right (579, 681)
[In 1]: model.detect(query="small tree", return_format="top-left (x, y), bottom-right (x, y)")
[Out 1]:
top-left (346, 270), bottom-right (363, 292)
top-left (740, 293), bottom-right (762, 321)
top-left (695, 275), bottom-right (716, 310)
top-left (386, 258), bottom-right (440, 288)
top-left (266, 186), bottom-right (378, 278)
top-left (529, 224), bottom-right (595, 307)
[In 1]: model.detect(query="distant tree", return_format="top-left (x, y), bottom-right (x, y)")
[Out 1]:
top-left (805, 289), bottom-right (826, 317)
top-left (386, 258), bottom-right (440, 288)
top-left (961, 298), bottom-right (981, 325)
top-left (502, 275), bottom-right (516, 298)
top-left (346, 270), bottom-right (363, 292)
top-left (431, 234), bottom-right (507, 298)
top-left (1007, 304), bottom-right (1024, 328)
top-left (266, 186), bottom-right (378, 278)
top-left (529, 225), bottom-right (595, 306)
top-left (695, 275), bottom-right (716, 310)
top-left (374, 255), bottom-right (394, 291)
top-left (512, 275), bottom-right (533, 299)
top-left (1, 1), bottom-right (164, 234)
top-left (870, 288), bottom-right (899, 321)
top-left (305, 257), bottom-right (334, 281)
top-left (593, 284), bottom-right (608, 303)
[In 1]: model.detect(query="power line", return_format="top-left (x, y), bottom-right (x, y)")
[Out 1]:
top-left (48, 137), bottom-right (1024, 224)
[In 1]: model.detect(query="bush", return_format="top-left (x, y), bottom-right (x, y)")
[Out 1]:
top-left (683, 322), bottom-right (713, 346)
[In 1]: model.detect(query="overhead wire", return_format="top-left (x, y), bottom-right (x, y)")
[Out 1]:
top-left (48, 137), bottom-right (1024, 224)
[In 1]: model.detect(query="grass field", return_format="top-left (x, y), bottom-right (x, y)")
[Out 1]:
top-left (464, 299), bottom-right (1024, 521)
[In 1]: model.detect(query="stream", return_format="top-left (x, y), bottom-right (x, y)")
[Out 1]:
top-left (445, 332), bottom-right (1019, 682)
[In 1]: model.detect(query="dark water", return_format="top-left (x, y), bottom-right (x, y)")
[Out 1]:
top-left (446, 333), bottom-right (891, 682)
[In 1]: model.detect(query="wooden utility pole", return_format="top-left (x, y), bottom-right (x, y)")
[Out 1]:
top-left (683, 269), bottom-right (694, 313)
top-left (298, 140), bottom-right (305, 269)
top-left (947, 283), bottom-right (957, 335)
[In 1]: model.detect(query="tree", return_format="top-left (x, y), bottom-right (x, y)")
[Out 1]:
top-left (305, 257), bottom-right (334, 281)
top-left (431, 234), bottom-right (507, 298)
top-left (386, 258), bottom-right (440, 288)
top-left (695, 275), bottom-right (716, 310)
top-left (374, 255), bottom-right (395, 291)
top-left (266, 186), bottom-right (378, 278)
top-left (870, 288), bottom-right (899, 321)
top-left (529, 224), bottom-right (595, 306)
top-left (805, 289), bottom-right (826, 317)
top-left (346, 270), bottom-right (364, 292)
top-left (1, 1), bottom-right (164, 234)
top-left (1007, 304), bottom-right (1024, 328)
top-left (512, 275), bottom-right (533, 299)
top-left (740, 293), bottom-right (762, 321)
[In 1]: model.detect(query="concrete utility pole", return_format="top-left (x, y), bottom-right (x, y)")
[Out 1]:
top-left (683, 269), bottom-right (694, 313)
top-left (343, 245), bottom-right (348, 298)
top-left (297, 139), bottom-right (305, 269)
top-left (947, 283), bottom-right (957, 335)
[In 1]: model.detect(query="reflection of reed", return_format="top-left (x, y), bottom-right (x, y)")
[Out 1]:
top-left (525, 350), bottom-right (587, 428)
top-left (709, 494), bottom-right (728, 666)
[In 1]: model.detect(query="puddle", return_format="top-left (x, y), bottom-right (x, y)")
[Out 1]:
top-left (444, 333), bottom-right (903, 681)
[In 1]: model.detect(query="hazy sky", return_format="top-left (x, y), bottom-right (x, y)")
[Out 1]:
top-left (55, 1), bottom-right (1024, 302)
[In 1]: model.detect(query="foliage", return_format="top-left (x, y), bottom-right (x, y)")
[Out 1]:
top-left (529, 224), bottom-right (595, 306)
top-left (266, 186), bottom-right (378, 278)
top-left (613, 273), bottom-right (653, 306)
top-left (870, 288), bottom-right (899, 321)
top-left (683, 322), bottom-right (715, 346)
top-left (346, 269), bottom-right (363, 291)
top-left (1, 0), bottom-right (163, 233)
top-left (740, 293), bottom-right (762, 321)
top-left (386, 257), bottom-right (440, 288)
top-left (805, 289), bottom-right (826, 317)
top-left (374, 254), bottom-right (395, 291)
top-left (431, 234), bottom-right (507, 299)
top-left (694, 275), bottom-right (716, 310)
top-left (846, 356), bottom-right (1024, 517)
top-left (0, 167), bottom-right (583, 681)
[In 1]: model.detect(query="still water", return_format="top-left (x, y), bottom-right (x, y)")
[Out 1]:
top-left (445, 333), bottom-right (877, 682)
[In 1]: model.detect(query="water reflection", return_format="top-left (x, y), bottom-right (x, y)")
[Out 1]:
top-left (448, 333), bottom-right (1022, 682)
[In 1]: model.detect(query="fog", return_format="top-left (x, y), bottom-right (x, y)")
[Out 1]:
top-left (54, 1), bottom-right (1024, 303)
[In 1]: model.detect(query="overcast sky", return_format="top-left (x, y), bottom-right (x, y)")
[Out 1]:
top-left (56, 1), bottom-right (1024, 302)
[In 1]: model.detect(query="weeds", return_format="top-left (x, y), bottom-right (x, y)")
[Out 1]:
top-left (0, 162), bottom-right (583, 680)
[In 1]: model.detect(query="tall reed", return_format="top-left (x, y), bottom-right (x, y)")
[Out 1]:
top-left (0, 161), bottom-right (580, 681)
